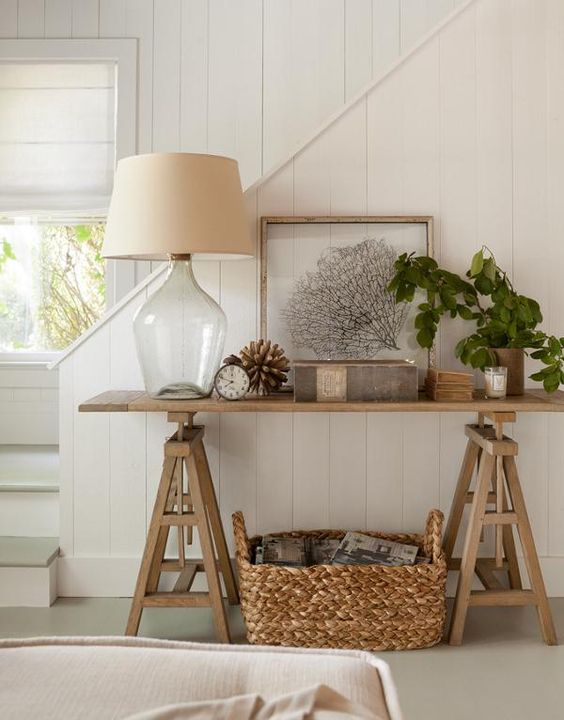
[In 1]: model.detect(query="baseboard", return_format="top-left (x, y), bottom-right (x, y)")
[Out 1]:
top-left (58, 555), bottom-right (564, 598)
top-left (0, 559), bottom-right (57, 607)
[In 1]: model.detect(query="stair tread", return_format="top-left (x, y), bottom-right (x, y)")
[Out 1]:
top-left (0, 446), bottom-right (59, 490)
top-left (0, 537), bottom-right (59, 568)
top-left (0, 480), bottom-right (59, 493)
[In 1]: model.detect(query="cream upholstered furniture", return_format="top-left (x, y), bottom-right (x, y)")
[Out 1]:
top-left (0, 636), bottom-right (402, 720)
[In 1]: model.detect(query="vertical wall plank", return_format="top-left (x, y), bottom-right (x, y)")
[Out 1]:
top-left (372, 0), bottom-right (399, 77)
top-left (99, 0), bottom-right (125, 36)
top-left (403, 413), bottom-right (440, 531)
top-left (219, 414), bottom-right (257, 550)
top-left (345, 0), bottom-right (372, 99)
top-left (329, 413), bottom-right (366, 529)
top-left (58, 357), bottom-right (75, 556)
top-left (401, 39), bottom-right (440, 214)
top-left (152, 0), bottom-right (181, 151)
top-left (400, 0), bottom-right (428, 51)
top-left (257, 413), bottom-right (293, 534)
top-left (71, 0), bottom-right (99, 37)
top-left (207, 0), bottom-right (262, 188)
top-left (17, 0), bottom-right (45, 36)
top-left (328, 99), bottom-right (367, 214)
top-left (108, 293), bottom-right (146, 555)
top-left (366, 414), bottom-right (403, 532)
top-left (73, 326), bottom-right (110, 555)
top-left (180, 0), bottom-right (208, 152)
top-left (0, 0), bottom-right (18, 36)
top-left (293, 413), bottom-right (330, 528)
top-left (45, 0), bottom-right (71, 36)
top-left (367, 73), bottom-right (402, 213)
top-left (125, 0), bottom-right (153, 153)
top-left (262, 0), bottom-right (345, 174)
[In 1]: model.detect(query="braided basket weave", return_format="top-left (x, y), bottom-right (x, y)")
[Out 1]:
top-left (232, 510), bottom-right (447, 651)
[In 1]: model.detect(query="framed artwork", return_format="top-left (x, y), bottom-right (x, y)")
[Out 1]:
top-left (260, 216), bottom-right (434, 374)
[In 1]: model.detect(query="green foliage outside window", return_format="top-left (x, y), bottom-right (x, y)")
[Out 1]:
top-left (0, 223), bottom-right (106, 352)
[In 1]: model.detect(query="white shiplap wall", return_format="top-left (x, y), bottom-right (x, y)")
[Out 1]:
top-left (0, 0), bottom-right (461, 292)
top-left (52, 0), bottom-right (564, 597)
top-left (0, 0), bottom-right (460, 449)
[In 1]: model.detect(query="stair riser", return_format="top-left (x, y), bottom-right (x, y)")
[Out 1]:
top-left (0, 561), bottom-right (57, 607)
top-left (0, 494), bottom-right (59, 537)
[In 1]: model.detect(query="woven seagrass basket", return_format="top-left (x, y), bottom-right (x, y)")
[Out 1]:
top-left (232, 509), bottom-right (447, 651)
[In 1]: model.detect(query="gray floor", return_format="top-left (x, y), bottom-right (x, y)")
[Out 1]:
top-left (1, 598), bottom-right (563, 720)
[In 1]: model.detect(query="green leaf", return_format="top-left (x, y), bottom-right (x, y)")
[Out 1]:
top-left (470, 347), bottom-right (489, 369)
top-left (457, 305), bottom-right (474, 320)
top-left (474, 274), bottom-right (493, 295)
top-left (416, 327), bottom-right (434, 348)
top-left (470, 250), bottom-right (484, 277)
top-left (549, 336), bottom-right (561, 357)
top-left (483, 258), bottom-right (496, 282)
top-left (544, 372), bottom-right (561, 393)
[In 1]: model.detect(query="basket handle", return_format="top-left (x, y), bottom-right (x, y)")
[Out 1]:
top-left (423, 509), bottom-right (444, 560)
top-left (232, 511), bottom-right (251, 564)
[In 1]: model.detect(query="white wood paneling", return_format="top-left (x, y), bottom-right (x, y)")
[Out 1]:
top-left (262, 0), bottom-right (345, 174)
top-left (256, 413), bottom-right (293, 534)
top-left (17, 0), bottom-right (44, 37)
top-left (329, 413), bottom-right (366, 530)
top-left (345, 0), bottom-right (372, 100)
top-left (72, 327), bottom-right (110, 556)
top-left (293, 413), bottom-right (330, 529)
top-left (372, 0), bottom-right (400, 77)
top-left (71, 0), bottom-right (99, 38)
top-left (152, 0), bottom-right (181, 152)
top-left (179, 0), bottom-right (208, 152)
top-left (45, 0), bottom-right (72, 37)
top-left (0, 0), bottom-right (18, 37)
top-left (207, 0), bottom-right (262, 188)
top-left (45, 0), bottom-right (564, 599)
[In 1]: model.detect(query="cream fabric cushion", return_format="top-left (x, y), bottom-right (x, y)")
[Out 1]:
top-left (125, 684), bottom-right (385, 719)
top-left (0, 637), bottom-right (401, 720)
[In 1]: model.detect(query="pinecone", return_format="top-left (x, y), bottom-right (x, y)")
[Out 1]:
top-left (236, 339), bottom-right (289, 396)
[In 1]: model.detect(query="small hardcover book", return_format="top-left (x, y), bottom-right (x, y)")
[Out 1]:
top-left (331, 532), bottom-right (419, 567)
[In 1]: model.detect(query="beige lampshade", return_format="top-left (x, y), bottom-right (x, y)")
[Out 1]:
top-left (102, 153), bottom-right (253, 260)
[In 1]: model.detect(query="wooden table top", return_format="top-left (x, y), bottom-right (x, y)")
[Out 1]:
top-left (79, 389), bottom-right (564, 414)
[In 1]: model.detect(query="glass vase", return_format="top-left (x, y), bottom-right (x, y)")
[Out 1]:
top-left (133, 256), bottom-right (226, 399)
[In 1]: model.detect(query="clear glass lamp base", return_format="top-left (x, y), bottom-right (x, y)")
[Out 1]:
top-left (133, 256), bottom-right (226, 400)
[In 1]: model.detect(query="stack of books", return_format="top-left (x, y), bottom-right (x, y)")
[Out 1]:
top-left (425, 368), bottom-right (474, 401)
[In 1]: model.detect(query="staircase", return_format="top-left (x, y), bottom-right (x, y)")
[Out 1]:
top-left (0, 445), bottom-right (59, 606)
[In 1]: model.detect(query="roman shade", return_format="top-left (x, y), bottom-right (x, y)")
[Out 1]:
top-left (0, 62), bottom-right (116, 217)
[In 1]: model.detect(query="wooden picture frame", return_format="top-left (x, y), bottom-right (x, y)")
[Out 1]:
top-left (260, 215), bottom-right (435, 372)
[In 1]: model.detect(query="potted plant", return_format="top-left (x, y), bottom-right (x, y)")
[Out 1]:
top-left (387, 247), bottom-right (564, 394)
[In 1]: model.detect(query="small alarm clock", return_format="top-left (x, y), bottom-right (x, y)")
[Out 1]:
top-left (214, 363), bottom-right (250, 400)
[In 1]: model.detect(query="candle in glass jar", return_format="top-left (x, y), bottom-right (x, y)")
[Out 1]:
top-left (484, 366), bottom-right (507, 399)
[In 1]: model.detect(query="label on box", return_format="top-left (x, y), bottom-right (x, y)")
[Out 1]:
top-left (316, 366), bottom-right (347, 401)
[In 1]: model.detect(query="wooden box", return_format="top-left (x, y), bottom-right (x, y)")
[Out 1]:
top-left (293, 359), bottom-right (418, 403)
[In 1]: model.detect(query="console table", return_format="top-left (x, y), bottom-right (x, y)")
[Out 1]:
top-left (80, 389), bottom-right (564, 646)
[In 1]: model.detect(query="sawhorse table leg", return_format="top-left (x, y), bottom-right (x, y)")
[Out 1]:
top-left (444, 411), bottom-right (556, 646)
top-left (126, 412), bottom-right (239, 642)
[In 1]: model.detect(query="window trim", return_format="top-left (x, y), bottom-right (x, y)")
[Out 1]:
top-left (0, 39), bottom-right (138, 362)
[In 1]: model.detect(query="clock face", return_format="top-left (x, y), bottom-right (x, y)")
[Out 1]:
top-left (214, 363), bottom-right (250, 400)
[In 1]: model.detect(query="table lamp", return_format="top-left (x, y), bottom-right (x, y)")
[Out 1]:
top-left (103, 153), bottom-right (252, 399)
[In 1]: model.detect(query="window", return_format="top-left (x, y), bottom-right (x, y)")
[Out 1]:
top-left (0, 221), bottom-right (105, 352)
top-left (0, 39), bottom-right (136, 359)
